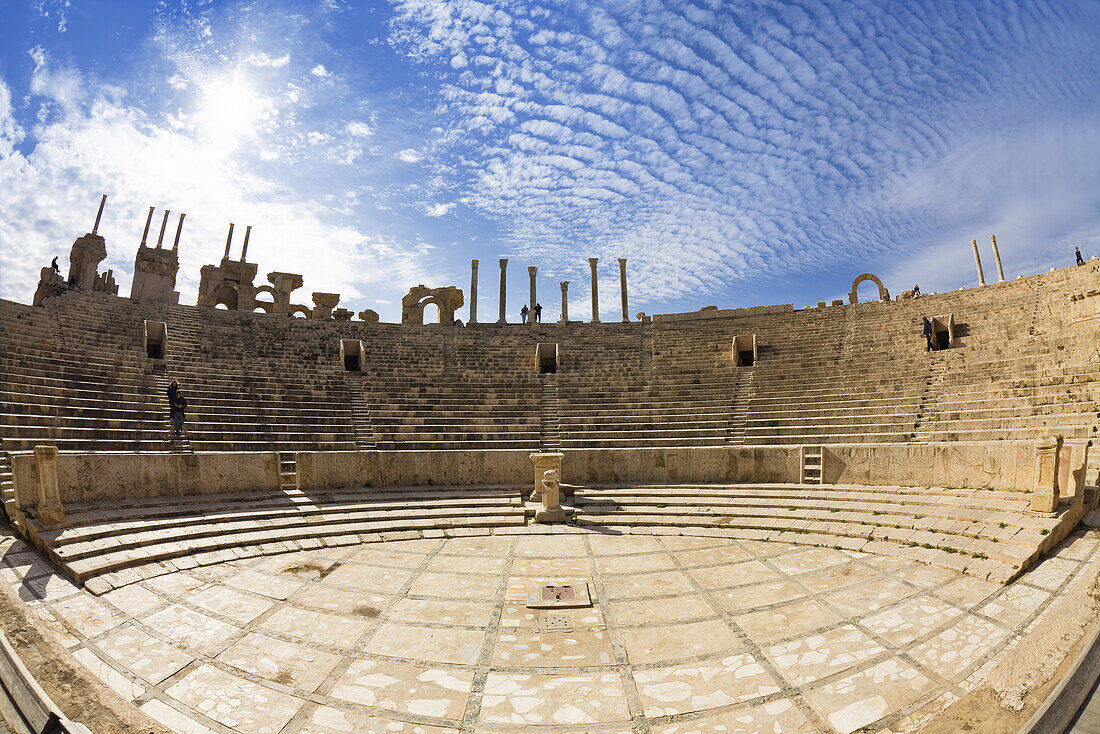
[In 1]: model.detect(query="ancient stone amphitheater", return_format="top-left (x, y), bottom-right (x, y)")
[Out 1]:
top-left (0, 233), bottom-right (1098, 733)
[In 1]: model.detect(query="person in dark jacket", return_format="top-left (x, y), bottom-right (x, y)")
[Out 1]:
top-left (1077, 247), bottom-right (1086, 266)
top-left (534, 302), bottom-right (543, 322)
top-left (170, 392), bottom-right (187, 437)
top-left (922, 317), bottom-right (934, 351)
top-left (520, 304), bottom-right (529, 323)
top-left (167, 380), bottom-right (179, 402)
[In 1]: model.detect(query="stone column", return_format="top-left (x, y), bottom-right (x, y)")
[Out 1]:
top-left (223, 223), bottom-right (235, 261)
top-left (469, 259), bottom-right (479, 323)
top-left (528, 266), bottom-right (537, 322)
top-left (140, 206), bottom-right (155, 246)
top-left (971, 239), bottom-right (985, 286)
top-left (589, 257), bottom-right (600, 323)
top-left (618, 258), bottom-right (629, 322)
top-left (1031, 436), bottom-right (1062, 514)
top-left (498, 259), bottom-right (508, 324)
top-left (172, 213), bottom-right (185, 252)
top-left (91, 194), bottom-right (106, 235)
top-left (990, 235), bottom-right (1005, 282)
top-left (34, 445), bottom-right (66, 526)
top-left (559, 281), bottom-right (570, 322)
top-left (155, 210), bottom-right (171, 248)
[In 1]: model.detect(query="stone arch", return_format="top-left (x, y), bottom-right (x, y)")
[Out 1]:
top-left (849, 273), bottom-right (890, 304)
top-left (288, 306), bottom-right (311, 318)
top-left (401, 285), bottom-right (463, 325)
top-left (213, 283), bottom-right (239, 310)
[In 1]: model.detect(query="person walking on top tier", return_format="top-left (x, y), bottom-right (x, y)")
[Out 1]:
top-left (1077, 247), bottom-right (1085, 266)
top-left (520, 304), bottom-right (529, 323)
top-left (534, 302), bottom-right (543, 322)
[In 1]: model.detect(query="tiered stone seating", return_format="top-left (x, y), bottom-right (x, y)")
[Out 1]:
top-left (31, 484), bottom-right (525, 594)
top-left (573, 483), bottom-right (1067, 582)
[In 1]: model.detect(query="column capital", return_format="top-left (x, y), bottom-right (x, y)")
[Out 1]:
top-left (560, 280), bottom-right (569, 289)
top-left (471, 259), bottom-right (479, 269)
top-left (528, 265), bottom-right (537, 273)
top-left (589, 257), bottom-right (599, 266)
top-left (618, 257), bottom-right (627, 266)
top-left (499, 258), bottom-right (508, 267)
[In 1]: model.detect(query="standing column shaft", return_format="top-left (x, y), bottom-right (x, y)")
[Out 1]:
top-left (172, 213), bottom-right (185, 252)
top-left (559, 281), bottom-right (569, 322)
top-left (497, 259), bottom-right (508, 323)
top-left (140, 206), bottom-right (155, 246)
top-left (589, 257), bottom-right (600, 323)
top-left (240, 225), bottom-right (251, 262)
top-left (528, 266), bottom-right (537, 321)
top-left (91, 194), bottom-right (107, 235)
top-left (970, 239), bottom-right (986, 286)
top-left (469, 260), bottom-right (479, 323)
top-left (618, 258), bottom-right (628, 322)
top-left (223, 223), bottom-right (235, 261)
top-left (156, 210), bottom-right (171, 248)
top-left (990, 235), bottom-right (1005, 282)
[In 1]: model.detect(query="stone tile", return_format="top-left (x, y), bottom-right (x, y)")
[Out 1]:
top-left (650, 697), bottom-right (814, 733)
top-left (906, 615), bottom-right (1010, 682)
top-left (328, 657), bottom-right (473, 719)
top-left (189, 584), bottom-right (275, 624)
top-left (713, 580), bottom-right (807, 614)
top-left (658, 536), bottom-right (727, 551)
top-left (589, 535), bottom-right (664, 556)
top-left (803, 658), bottom-right (934, 734)
top-left (143, 572), bottom-right (206, 597)
top-left (406, 571), bottom-right (500, 599)
top-left (142, 604), bottom-right (239, 654)
top-left (932, 576), bottom-right (1003, 609)
top-left (363, 621), bottom-right (485, 665)
top-left (384, 539), bottom-right (442, 554)
top-left (595, 553), bottom-right (677, 574)
top-left (347, 547), bottom-right (432, 569)
top-left (770, 547), bottom-right (850, 575)
top-left (493, 628), bottom-right (615, 667)
top-left (50, 594), bottom-right (124, 638)
top-left (620, 619), bottom-right (743, 664)
top-left (823, 578), bottom-right (915, 617)
top-left (510, 557), bottom-right (589, 576)
top-left (293, 584), bottom-right (391, 616)
top-left (737, 599), bottom-right (842, 645)
top-left (102, 584), bottom-right (165, 617)
top-left (261, 605), bottom-right (372, 649)
top-left (426, 553), bottom-right (506, 574)
top-left (99, 623), bottom-right (194, 684)
top-left (19, 572), bottom-right (81, 602)
top-left (71, 647), bottom-right (145, 701)
top-left (437, 535), bottom-right (512, 555)
top-left (300, 705), bottom-right (460, 733)
top-left (322, 563), bottom-right (416, 594)
top-left (602, 570), bottom-right (695, 600)
top-left (479, 672), bottom-right (631, 726)
top-left (673, 544), bottom-right (754, 567)
top-left (166, 663), bottom-right (302, 733)
top-left (892, 563), bottom-right (958, 588)
top-left (224, 568), bottom-right (305, 600)
top-left (514, 535), bottom-right (587, 557)
top-left (687, 560), bottom-right (780, 589)
top-left (633, 652), bottom-right (780, 717)
top-left (1022, 557), bottom-right (1079, 591)
top-left (766, 625), bottom-right (886, 686)
top-left (139, 698), bottom-right (218, 734)
top-left (740, 540), bottom-right (801, 557)
top-left (390, 597), bottom-right (495, 627)
top-left (610, 594), bottom-right (715, 626)
top-left (499, 603), bottom-right (603, 630)
top-left (859, 595), bottom-right (963, 647)
top-left (796, 562), bottom-right (881, 594)
top-left (504, 577), bottom-right (591, 603)
top-left (216, 632), bottom-right (341, 691)
top-left (978, 584), bottom-right (1050, 628)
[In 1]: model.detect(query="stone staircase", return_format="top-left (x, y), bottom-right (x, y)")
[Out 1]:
top-left (800, 446), bottom-right (823, 484)
top-left (29, 485), bottom-right (526, 594)
top-left (572, 483), bottom-right (1077, 583)
top-left (539, 373), bottom-right (561, 450)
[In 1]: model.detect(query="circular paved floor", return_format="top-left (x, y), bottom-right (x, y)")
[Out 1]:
top-left (4, 529), bottom-right (1097, 733)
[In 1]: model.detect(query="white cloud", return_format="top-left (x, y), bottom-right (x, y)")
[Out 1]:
top-left (28, 46), bottom-right (84, 111)
top-left (245, 52), bottom-right (290, 68)
top-left (0, 81), bottom-right (26, 158)
top-left (310, 64), bottom-right (332, 78)
top-left (345, 120), bottom-right (372, 137)
top-left (167, 74), bottom-right (188, 90)
top-left (396, 148), bottom-right (423, 163)
top-left (425, 202), bottom-right (454, 217)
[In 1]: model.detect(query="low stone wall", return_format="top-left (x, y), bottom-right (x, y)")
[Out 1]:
top-left (822, 441), bottom-right (1089, 494)
top-left (10, 452), bottom-right (280, 508)
top-left (296, 446), bottom-right (802, 489)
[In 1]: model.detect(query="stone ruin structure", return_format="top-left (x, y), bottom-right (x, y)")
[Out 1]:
top-left (3, 206), bottom-right (1100, 734)
top-left (32, 195), bottom-right (118, 306)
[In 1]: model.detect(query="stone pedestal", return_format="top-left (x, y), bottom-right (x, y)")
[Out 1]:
top-left (68, 233), bottom-right (108, 291)
top-left (34, 445), bottom-right (66, 527)
top-left (529, 451), bottom-right (564, 500)
top-left (535, 468), bottom-right (566, 523)
top-left (1031, 436), bottom-right (1062, 514)
top-left (312, 292), bottom-right (340, 320)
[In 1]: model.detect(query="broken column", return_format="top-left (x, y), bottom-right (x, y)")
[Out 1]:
top-left (559, 281), bottom-right (570, 322)
top-left (535, 469), bottom-right (566, 522)
top-left (1031, 436), bottom-right (1062, 514)
top-left (589, 257), bottom-right (600, 323)
top-left (469, 259), bottom-right (479, 324)
top-left (528, 266), bottom-right (537, 322)
top-left (239, 225), bottom-right (252, 262)
top-left (971, 239), bottom-right (986, 286)
top-left (498, 258), bottom-right (508, 324)
top-left (131, 209), bottom-right (182, 304)
top-left (990, 235), bottom-right (1006, 282)
top-left (311, 292), bottom-right (340, 320)
top-left (222, 223), bottom-right (235, 261)
top-left (67, 196), bottom-right (110, 291)
top-left (618, 257), bottom-right (629, 322)
top-left (34, 445), bottom-right (66, 527)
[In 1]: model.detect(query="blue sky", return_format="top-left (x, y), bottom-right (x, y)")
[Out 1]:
top-left (0, 0), bottom-right (1097, 322)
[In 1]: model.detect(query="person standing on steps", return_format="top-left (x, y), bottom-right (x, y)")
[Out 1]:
top-left (169, 389), bottom-right (187, 439)
top-left (1077, 247), bottom-right (1085, 266)
top-left (167, 379), bottom-right (180, 403)
top-left (912, 284), bottom-right (921, 297)
top-left (520, 304), bottom-right (529, 323)
top-left (922, 317), bottom-right (934, 352)
top-left (534, 302), bottom-right (543, 323)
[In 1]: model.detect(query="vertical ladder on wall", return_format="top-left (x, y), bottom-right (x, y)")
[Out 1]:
top-left (800, 446), bottom-right (823, 484)
top-left (539, 374), bottom-right (561, 450)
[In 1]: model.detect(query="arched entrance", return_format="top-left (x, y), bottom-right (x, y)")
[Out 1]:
top-left (849, 273), bottom-right (890, 304)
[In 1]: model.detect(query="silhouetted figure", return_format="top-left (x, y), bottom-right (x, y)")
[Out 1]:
top-left (912, 284), bottom-right (921, 297)
top-left (51, 257), bottom-right (59, 274)
top-left (167, 379), bottom-right (179, 403)
top-left (534, 302), bottom-right (543, 322)
top-left (922, 317), bottom-right (934, 352)
top-left (169, 391), bottom-right (187, 438)
top-left (520, 304), bottom-right (529, 323)
top-left (1077, 247), bottom-right (1085, 266)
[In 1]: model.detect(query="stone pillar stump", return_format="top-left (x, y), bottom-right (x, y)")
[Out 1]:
top-left (34, 445), bottom-right (66, 526)
top-left (1031, 436), bottom-right (1062, 514)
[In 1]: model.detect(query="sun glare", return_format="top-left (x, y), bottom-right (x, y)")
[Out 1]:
top-left (196, 71), bottom-right (268, 153)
